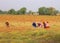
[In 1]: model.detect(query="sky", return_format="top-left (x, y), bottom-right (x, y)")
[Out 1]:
top-left (0, 0), bottom-right (60, 11)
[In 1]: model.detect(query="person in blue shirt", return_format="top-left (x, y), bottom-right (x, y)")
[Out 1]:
top-left (32, 22), bottom-right (37, 28)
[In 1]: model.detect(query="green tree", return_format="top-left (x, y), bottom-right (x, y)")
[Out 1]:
top-left (38, 7), bottom-right (59, 15)
top-left (17, 7), bottom-right (27, 14)
top-left (38, 7), bottom-right (47, 15)
top-left (47, 7), bottom-right (59, 15)
top-left (0, 10), bottom-right (3, 14)
top-left (8, 9), bottom-right (16, 14)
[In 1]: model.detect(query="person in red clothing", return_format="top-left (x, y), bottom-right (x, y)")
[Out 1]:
top-left (37, 22), bottom-right (43, 28)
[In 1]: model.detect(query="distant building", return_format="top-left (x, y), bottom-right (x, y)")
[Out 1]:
top-left (32, 12), bottom-right (39, 15)
top-left (26, 12), bottom-right (39, 15)
top-left (56, 13), bottom-right (60, 16)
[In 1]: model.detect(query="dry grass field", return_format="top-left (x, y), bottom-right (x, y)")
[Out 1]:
top-left (0, 15), bottom-right (60, 43)
top-left (0, 15), bottom-right (60, 31)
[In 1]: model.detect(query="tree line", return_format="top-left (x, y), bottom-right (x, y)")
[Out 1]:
top-left (0, 7), bottom-right (60, 15)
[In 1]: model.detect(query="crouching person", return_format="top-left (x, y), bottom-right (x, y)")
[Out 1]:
top-left (32, 22), bottom-right (37, 28)
top-left (37, 22), bottom-right (43, 28)
top-left (43, 21), bottom-right (50, 29)
top-left (5, 22), bottom-right (9, 27)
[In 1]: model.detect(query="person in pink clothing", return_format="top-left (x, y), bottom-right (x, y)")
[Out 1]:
top-left (46, 22), bottom-right (50, 28)
top-left (43, 21), bottom-right (50, 28)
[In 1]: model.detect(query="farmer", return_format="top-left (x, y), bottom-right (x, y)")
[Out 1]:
top-left (46, 21), bottom-right (50, 28)
top-left (37, 22), bottom-right (42, 28)
top-left (43, 21), bottom-right (50, 28)
top-left (5, 22), bottom-right (9, 27)
top-left (32, 22), bottom-right (37, 28)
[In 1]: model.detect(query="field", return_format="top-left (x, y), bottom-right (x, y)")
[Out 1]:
top-left (0, 15), bottom-right (60, 43)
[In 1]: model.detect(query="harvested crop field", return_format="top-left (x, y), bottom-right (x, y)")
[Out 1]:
top-left (0, 15), bottom-right (60, 43)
